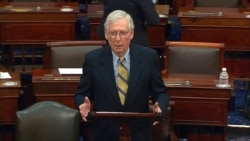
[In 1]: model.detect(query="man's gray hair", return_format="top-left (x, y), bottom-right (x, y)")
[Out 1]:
top-left (104, 10), bottom-right (135, 31)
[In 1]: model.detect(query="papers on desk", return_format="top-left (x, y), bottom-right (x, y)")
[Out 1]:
top-left (0, 72), bottom-right (12, 79)
top-left (58, 68), bottom-right (82, 75)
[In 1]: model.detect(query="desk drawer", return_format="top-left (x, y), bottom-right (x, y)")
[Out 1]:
top-left (33, 83), bottom-right (78, 94)
top-left (0, 98), bottom-right (18, 124)
top-left (172, 98), bottom-right (228, 125)
top-left (2, 23), bottom-right (75, 43)
top-left (36, 94), bottom-right (76, 109)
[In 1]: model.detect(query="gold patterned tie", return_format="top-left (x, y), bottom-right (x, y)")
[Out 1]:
top-left (117, 57), bottom-right (128, 105)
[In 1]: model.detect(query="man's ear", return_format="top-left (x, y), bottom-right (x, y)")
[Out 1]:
top-left (104, 32), bottom-right (108, 40)
top-left (130, 31), bottom-right (134, 39)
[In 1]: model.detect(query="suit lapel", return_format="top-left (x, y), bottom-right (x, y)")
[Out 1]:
top-left (98, 47), bottom-right (122, 104)
top-left (98, 47), bottom-right (116, 89)
top-left (128, 45), bottom-right (144, 88)
top-left (98, 45), bottom-right (144, 106)
top-left (125, 45), bottom-right (144, 105)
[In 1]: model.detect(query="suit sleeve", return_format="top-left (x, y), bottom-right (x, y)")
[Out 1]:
top-left (133, 0), bottom-right (160, 25)
top-left (149, 50), bottom-right (169, 113)
top-left (74, 53), bottom-right (93, 107)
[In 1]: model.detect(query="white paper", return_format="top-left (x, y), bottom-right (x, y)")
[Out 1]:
top-left (0, 72), bottom-right (12, 79)
top-left (58, 68), bottom-right (82, 75)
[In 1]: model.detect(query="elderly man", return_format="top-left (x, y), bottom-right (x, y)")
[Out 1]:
top-left (74, 10), bottom-right (169, 141)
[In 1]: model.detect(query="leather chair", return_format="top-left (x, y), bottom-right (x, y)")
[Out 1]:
top-left (165, 41), bottom-right (225, 74)
top-left (15, 101), bottom-right (80, 141)
top-left (44, 40), bottom-right (107, 69)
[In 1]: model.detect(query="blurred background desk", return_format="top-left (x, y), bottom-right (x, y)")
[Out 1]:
top-left (32, 69), bottom-right (174, 141)
top-left (87, 4), bottom-right (169, 49)
top-left (32, 69), bottom-right (79, 109)
top-left (32, 69), bottom-right (234, 141)
top-left (0, 65), bottom-right (21, 125)
top-left (163, 73), bottom-right (234, 141)
top-left (178, 7), bottom-right (250, 78)
top-left (0, 2), bottom-right (79, 73)
top-left (0, 65), bottom-right (21, 141)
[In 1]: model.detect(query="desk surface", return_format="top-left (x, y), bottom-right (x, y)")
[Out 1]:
top-left (0, 2), bottom-right (79, 9)
top-left (179, 7), bottom-right (250, 14)
top-left (178, 7), bottom-right (250, 27)
top-left (164, 73), bottom-right (234, 89)
top-left (32, 69), bottom-right (80, 82)
top-left (0, 65), bottom-right (21, 88)
top-left (33, 69), bottom-right (234, 89)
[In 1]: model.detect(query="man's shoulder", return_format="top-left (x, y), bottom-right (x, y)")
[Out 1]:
top-left (131, 43), bottom-right (157, 54)
top-left (86, 46), bottom-right (108, 55)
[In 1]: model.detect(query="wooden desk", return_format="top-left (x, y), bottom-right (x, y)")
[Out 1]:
top-left (163, 73), bottom-right (233, 141)
top-left (0, 65), bottom-right (21, 125)
top-left (32, 69), bottom-right (233, 135)
top-left (0, 2), bottom-right (79, 43)
top-left (33, 70), bottom-right (233, 125)
top-left (171, 0), bottom-right (250, 14)
top-left (0, 2), bottom-right (79, 73)
top-left (178, 7), bottom-right (250, 78)
top-left (87, 4), bottom-right (168, 48)
top-left (32, 69), bottom-right (174, 141)
top-left (33, 69), bottom-right (234, 140)
top-left (32, 69), bottom-right (79, 109)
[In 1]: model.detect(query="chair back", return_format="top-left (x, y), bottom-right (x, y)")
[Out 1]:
top-left (165, 41), bottom-right (225, 74)
top-left (44, 40), bottom-right (107, 69)
top-left (15, 101), bottom-right (80, 141)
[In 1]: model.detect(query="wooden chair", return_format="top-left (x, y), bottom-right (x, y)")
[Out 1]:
top-left (44, 40), bottom-right (107, 69)
top-left (165, 41), bottom-right (225, 74)
top-left (15, 101), bottom-right (80, 141)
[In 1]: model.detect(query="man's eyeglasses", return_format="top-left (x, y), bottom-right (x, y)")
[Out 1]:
top-left (108, 31), bottom-right (130, 39)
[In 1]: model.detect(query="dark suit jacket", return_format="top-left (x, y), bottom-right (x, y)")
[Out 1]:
top-left (74, 44), bottom-right (169, 141)
top-left (97, 0), bottom-right (160, 46)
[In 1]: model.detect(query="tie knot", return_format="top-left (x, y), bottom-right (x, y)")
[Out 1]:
top-left (119, 57), bottom-right (125, 63)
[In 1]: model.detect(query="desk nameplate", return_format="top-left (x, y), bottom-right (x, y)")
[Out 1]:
top-left (41, 77), bottom-right (80, 81)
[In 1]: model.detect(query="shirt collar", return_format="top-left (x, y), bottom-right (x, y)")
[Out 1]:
top-left (112, 48), bottom-right (130, 63)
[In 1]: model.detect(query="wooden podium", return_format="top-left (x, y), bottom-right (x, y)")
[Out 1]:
top-left (87, 111), bottom-right (155, 141)
top-left (85, 104), bottom-right (174, 141)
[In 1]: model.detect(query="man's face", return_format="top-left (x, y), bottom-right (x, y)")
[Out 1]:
top-left (105, 17), bottom-right (134, 57)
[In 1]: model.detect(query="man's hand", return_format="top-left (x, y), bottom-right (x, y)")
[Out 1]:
top-left (79, 96), bottom-right (91, 121)
top-left (153, 102), bottom-right (162, 126)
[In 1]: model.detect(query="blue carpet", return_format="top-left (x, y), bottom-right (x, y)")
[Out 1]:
top-left (227, 80), bottom-right (250, 141)
top-left (228, 80), bottom-right (250, 125)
